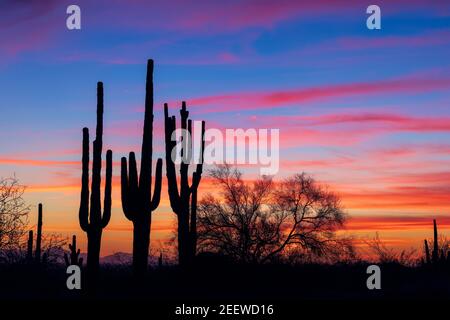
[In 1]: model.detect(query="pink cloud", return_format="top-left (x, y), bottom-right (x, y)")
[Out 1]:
top-left (346, 215), bottom-right (450, 231)
top-left (186, 77), bottom-right (450, 113)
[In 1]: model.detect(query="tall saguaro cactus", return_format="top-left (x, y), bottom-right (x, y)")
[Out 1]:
top-left (164, 101), bottom-right (205, 266)
top-left (121, 60), bottom-right (162, 277)
top-left (79, 82), bottom-right (112, 285)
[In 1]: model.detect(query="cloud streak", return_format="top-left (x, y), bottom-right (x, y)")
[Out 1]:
top-left (187, 77), bottom-right (450, 112)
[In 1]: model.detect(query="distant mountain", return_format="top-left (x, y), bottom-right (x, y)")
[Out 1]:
top-left (98, 252), bottom-right (162, 265)
top-left (100, 252), bottom-right (132, 265)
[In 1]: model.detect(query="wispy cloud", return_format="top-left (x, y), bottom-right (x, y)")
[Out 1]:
top-left (186, 77), bottom-right (450, 113)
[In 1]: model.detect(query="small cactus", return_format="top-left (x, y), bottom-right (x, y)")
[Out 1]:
top-left (423, 219), bottom-right (449, 267)
top-left (432, 219), bottom-right (439, 264)
top-left (64, 235), bottom-right (83, 267)
top-left (26, 204), bottom-right (44, 264)
top-left (35, 203), bottom-right (43, 263)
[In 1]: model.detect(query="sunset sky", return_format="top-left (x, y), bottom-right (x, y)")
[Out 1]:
top-left (1, 0), bottom-right (450, 256)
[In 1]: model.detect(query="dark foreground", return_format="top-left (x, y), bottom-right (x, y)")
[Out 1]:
top-left (0, 262), bottom-right (449, 318)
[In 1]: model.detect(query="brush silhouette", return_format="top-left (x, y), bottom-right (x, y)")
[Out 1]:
top-left (164, 102), bottom-right (205, 266)
top-left (120, 59), bottom-right (162, 278)
top-left (79, 82), bottom-right (112, 289)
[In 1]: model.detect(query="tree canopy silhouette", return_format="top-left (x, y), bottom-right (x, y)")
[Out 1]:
top-left (0, 177), bottom-right (30, 255)
top-left (197, 166), bottom-right (350, 263)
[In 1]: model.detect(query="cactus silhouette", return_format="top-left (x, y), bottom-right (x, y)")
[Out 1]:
top-left (26, 230), bottom-right (33, 262)
top-left (121, 59), bottom-right (162, 277)
top-left (431, 219), bottom-right (439, 264)
top-left (164, 101), bottom-right (205, 266)
top-left (25, 204), bottom-right (44, 264)
top-left (79, 81), bottom-right (112, 287)
top-left (35, 203), bottom-right (43, 263)
top-left (423, 219), bottom-right (449, 266)
top-left (64, 235), bottom-right (83, 267)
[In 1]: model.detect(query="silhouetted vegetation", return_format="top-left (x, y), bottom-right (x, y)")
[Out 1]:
top-left (197, 166), bottom-right (354, 263)
top-left (164, 101), bottom-right (205, 267)
top-left (79, 81), bottom-right (112, 289)
top-left (0, 177), bottom-right (30, 258)
top-left (422, 219), bottom-right (450, 267)
top-left (121, 59), bottom-right (163, 278)
top-left (64, 235), bottom-right (83, 267)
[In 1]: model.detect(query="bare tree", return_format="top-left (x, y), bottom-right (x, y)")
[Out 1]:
top-left (0, 177), bottom-right (30, 256)
top-left (197, 166), bottom-right (351, 263)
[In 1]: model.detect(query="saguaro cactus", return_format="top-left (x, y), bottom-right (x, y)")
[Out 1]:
top-left (35, 203), bottom-right (43, 263)
top-left (164, 101), bottom-right (205, 266)
top-left (64, 235), bottom-right (83, 267)
top-left (79, 82), bottom-right (112, 285)
top-left (121, 59), bottom-right (162, 277)
top-left (423, 219), bottom-right (449, 266)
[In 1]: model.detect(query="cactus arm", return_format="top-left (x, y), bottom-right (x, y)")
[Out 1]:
top-left (164, 104), bottom-right (181, 214)
top-left (121, 157), bottom-right (133, 220)
top-left (79, 128), bottom-right (90, 232)
top-left (150, 158), bottom-right (163, 211)
top-left (128, 151), bottom-right (139, 210)
top-left (179, 102), bottom-right (190, 198)
top-left (191, 120), bottom-right (205, 191)
top-left (101, 149), bottom-right (112, 228)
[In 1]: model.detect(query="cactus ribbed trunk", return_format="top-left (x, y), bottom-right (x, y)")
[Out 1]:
top-left (178, 208), bottom-right (191, 266)
top-left (164, 101), bottom-right (205, 267)
top-left (121, 59), bottom-right (162, 278)
top-left (132, 216), bottom-right (151, 276)
top-left (35, 203), bottom-right (43, 263)
top-left (79, 82), bottom-right (112, 290)
top-left (87, 229), bottom-right (101, 274)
